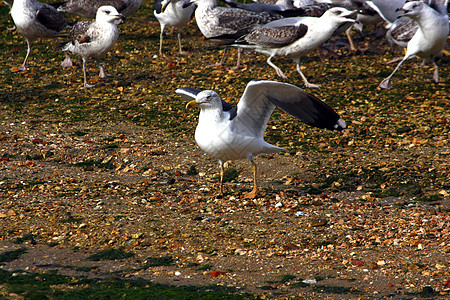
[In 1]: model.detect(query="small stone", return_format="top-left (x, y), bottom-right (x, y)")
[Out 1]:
top-left (422, 286), bottom-right (434, 295)
top-left (235, 249), bottom-right (246, 255)
top-left (368, 261), bottom-right (379, 270)
top-left (31, 138), bottom-right (43, 144)
top-left (131, 233), bottom-right (143, 239)
top-left (444, 279), bottom-right (450, 288)
top-left (352, 260), bottom-right (364, 266)
top-left (302, 279), bottom-right (317, 284)
top-left (210, 271), bottom-right (226, 277)
top-left (310, 218), bottom-right (328, 227)
top-left (377, 260), bottom-right (386, 266)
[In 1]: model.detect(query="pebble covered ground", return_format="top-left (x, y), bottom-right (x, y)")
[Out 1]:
top-left (0, 1), bottom-right (449, 299)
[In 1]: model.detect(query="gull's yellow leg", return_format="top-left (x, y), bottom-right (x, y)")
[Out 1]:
top-left (244, 158), bottom-right (258, 199)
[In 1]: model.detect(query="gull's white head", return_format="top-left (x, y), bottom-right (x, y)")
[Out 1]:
top-left (96, 6), bottom-right (126, 23)
top-left (186, 90), bottom-right (221, 109)
top-left (398, 1), bottom-right (427, 19)
top-left (322, 7), bottom-right (358, 23)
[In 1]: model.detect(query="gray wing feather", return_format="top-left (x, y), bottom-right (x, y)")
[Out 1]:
top-left (57, 0), bottom-right (133, 18)
top-left (234, 80), bottom-right (346, 138)
top-left (243, 24), bottom-right (308, 47)
top-left (215, 8), bottom-right (281, 33)
top-left (36, 5), bottom-right (68, 32)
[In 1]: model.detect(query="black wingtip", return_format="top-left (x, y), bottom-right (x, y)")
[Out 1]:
top-left (175, 87), bottom-right (202, 101)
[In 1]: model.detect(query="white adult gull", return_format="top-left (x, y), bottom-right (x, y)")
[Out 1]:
top-left (62, 5), bottom-right (125, 88)
top-left (153, 0), bottom-right (195, 55)
top-left (53, 0), bottom-right (142, 19)
top-left (10, 0), bottom-right (71, 71)
top-left (379, 0), bottom-right (449, 89)
top-left (183, 0), bottom-right (282, 69)
top-left (176, 79), bottom-right (347, 198)
top-left (386, 0), bottom-right (447, 52)
top-left (232, 7), bottom-right (357, 88)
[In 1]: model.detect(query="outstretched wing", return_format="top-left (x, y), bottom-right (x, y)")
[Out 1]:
top-left (233, 80), bottom-right (346, 138)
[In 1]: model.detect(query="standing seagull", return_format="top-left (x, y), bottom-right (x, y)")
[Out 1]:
top-left (53, 0), bottom-right (142, 19)
top-left (184, 0), bottom-right (282, 69)
top-left (379, 1), bottom-right (449, 89)
top-left (232, 7), bottom-right (357, 88)
top-left (176, 80), bottom-right (347, 198)
top-left (153, 0), bottom-right (195, 55)
top-left (62, 6), bottom-right (125, 88)
top-left (10, 0), bottom-right (70, 71)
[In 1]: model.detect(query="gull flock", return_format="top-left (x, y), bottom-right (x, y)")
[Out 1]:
top-left (6, 0), bottom-right (449, 198)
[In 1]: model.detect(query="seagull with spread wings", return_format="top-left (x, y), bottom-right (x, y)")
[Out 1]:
top-left (176, 80), bottom-right (347, 198)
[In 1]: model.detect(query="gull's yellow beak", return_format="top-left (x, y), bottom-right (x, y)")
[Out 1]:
top-left (186, 100), bottom-right (200, 109)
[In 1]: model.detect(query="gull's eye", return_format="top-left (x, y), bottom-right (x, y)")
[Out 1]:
top-left (105, 10), bottom-right (111, 14)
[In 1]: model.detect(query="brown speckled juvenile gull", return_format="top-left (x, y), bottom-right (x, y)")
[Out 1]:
top-left (176, 79), bottom-right (347, 198)
top-left (232, 7), bottom-right (357, 88)
top-left (10, 0), bottom-right (70, 71)
top-left (62, 6), bottom-right (125, 88)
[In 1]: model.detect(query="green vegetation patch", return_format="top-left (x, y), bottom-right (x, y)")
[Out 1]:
top-left (0, 248), bottom-right (27, 263)
top-left (144, 256), bottom-right (174, 267)
top-left (86, 248), bottom-right (135, 261)
top-left (223, 168), bottom-right (240, 182)
top-left (0, 269), bottom-right (258, 299)
top-left (13, 234), bottom-right (36, 244)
